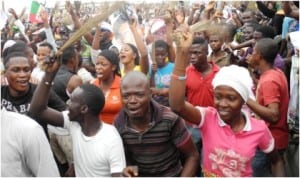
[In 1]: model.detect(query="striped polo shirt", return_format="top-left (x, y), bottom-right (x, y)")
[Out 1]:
top-left (114, 100), bottom-right (191, 176)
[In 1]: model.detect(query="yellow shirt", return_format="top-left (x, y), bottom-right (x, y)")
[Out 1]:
top-left (121, 65), bottom-right (141, 77)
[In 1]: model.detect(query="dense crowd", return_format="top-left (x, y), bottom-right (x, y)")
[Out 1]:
top-left (1, 0), bottom-right (299, 177)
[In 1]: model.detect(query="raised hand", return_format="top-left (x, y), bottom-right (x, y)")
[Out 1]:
top-left (41, 53), bottom-right (61, 74)
top-left (172, 24), bottom-right (193, 49)
top-left (65, 1), bottom-right (74, 14)
top-left (40, 10), bottom-right (48, 23)
top-left (8, 8), bottom-right (18, 19)
top-left (128, 16), bottom-right (137, 29)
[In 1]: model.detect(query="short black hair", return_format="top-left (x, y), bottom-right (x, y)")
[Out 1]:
top-left (39, 42), bottom-right (54, 51)
top-left (154, 40), bottom-right (168, 50)
top-left (256, 38), bottom-right (278, 65)
top-left (98, 49), bottom-right (121, 76)
top-left (61, 45), bottom-right (76, 65)
top-left (79, 84), bottom-right (105, 116)
top-left (255, 25), bottom-right (275, 39)
top-left (3, 52), bottom-right (27, 69)
top-left (38, 31), bottom-right (46, 41)
top-left (192, 37), bottom-right (208, 46)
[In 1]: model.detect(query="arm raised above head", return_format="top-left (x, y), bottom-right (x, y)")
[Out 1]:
top-left (28, 56), bottom-right (64, 127)
top-left (169, 25), bottom-right (202, 125)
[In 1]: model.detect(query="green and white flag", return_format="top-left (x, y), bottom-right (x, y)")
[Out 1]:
top-left (29, 0), bottom-right (43, 23)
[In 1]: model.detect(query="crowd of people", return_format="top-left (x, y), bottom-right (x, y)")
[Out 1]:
top-left (1, 0), bottom-right (299, 177)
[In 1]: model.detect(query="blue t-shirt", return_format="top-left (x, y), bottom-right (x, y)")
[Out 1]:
top-left (150, 62), bottom-right (174, 106)
top-left (153, 62), bottom-right (174, 89)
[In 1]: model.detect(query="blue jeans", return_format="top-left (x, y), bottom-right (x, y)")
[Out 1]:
top-left (252, 149), bottom-right (272, 177)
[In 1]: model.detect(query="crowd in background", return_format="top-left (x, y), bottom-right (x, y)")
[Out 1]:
top-left (1, 0), bottom-right (299, 177)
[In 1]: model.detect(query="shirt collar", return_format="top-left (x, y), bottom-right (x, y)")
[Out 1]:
top-left (217, 109), bottom-right (252, 131)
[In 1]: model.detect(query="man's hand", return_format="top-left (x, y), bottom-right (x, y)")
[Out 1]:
top-left (40, 10), bottom-right (48, 23)
top-left (8, 8), bottom-right (18, 19)
top-left (41, 53), bottom-right (61, 74)
top-left (122, 166), bottom-right (138, 177)
top-left (65, 1), bottom-right (74, 15)
top-left (172, 24), bottom-right (193, 49)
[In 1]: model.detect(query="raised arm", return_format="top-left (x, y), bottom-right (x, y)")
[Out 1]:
top-left (129, 18), bottom-right (149, 75)
top-left (65, 1), bottom-right (93, 45)
top-left (169, 25), bottom-right (202, 125)
top-left (40, 10), bottom-right (57, 51)
top-left (28, 57), bottom-right (64, 127)
top-left (8, 8), bottom-right (30, 43)
top-left (165, 18), bottom-right (176, 62)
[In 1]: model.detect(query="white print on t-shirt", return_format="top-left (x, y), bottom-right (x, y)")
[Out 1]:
top-left (1, 99), bottom-right (30, 114)
top-left (209, 148), bottom-right (249, 177)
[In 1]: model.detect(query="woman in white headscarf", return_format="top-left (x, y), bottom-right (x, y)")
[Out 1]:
top-left (169, 25), bottom-right (285, 177)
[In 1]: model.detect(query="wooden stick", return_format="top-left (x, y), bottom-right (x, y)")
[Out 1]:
top-left (57, 2), bottom-right (124, 55)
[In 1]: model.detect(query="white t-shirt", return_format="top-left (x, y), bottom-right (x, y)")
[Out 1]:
top-left (62, 111), bottom-right (126, 177)
top-left (1, 109), bottom-right (59, 177)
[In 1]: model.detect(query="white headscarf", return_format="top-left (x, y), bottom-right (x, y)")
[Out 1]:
top-left (212, 65), bottom-right (255, 102)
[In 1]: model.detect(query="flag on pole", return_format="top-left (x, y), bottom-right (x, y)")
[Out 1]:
top-left (29, 0), bottom-right (43, 23)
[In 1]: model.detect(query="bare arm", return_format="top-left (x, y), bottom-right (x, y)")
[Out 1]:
top-left (169, 25), bottom-right (202, 125)
top-left (129, 18), bottom-right (149, 75)
top-left (165, 20), bottom-right (176, 62)
top-left (92, 27), bottom-right (101, 50)
top-left (28, 58), bottom-right (64, 127)
top-left (247, 99), bottom-right (280, 124)
top-left (179, 138), bottom-right (199, 176)
top-left (65, 1), bottom-right (93, 45)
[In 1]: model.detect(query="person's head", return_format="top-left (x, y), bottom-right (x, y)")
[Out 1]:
top-left (32, 31), bottom-right (46, 43)
top-left (209, 34), bottom-right (224, 52)
top-left (189, 37), bottom-right (208, 68)
top-left (98, 21), bottom-right (113, 44)
top-left (95, 49), bottom-right (121, 81)
top-left (7, 41), bottom-right (35, 70)
top-left (221, 23), bottom-right (238, 43)
top-left (37, 42), bottom-right (53, 63)
top-left (193, 31), bottom-right (208, 40)
top-left (68, 84), bottom-right (105, 121)
top-left (3, 52), bottom-right (31, 95)
top-left (237, 1), bottom-right (248, 12)
top-left (253, 25), bottom-right (275, 42)
top-left (241, 10), bottom-right (256, 24)
top-left (212, 65), bottom-right (254, 124)
top-left (251, 38), bottom-right (278, 66)
top-left (120, 71), bottom-right (151, 119)
top-left (242, 23), bottom-right (258, 41)
top-left (119, 43), bottom-right (140, 66)
top-left (61, 45), bottom-right (79, 72)
top-left (153, 40), bottom-right (169, 68)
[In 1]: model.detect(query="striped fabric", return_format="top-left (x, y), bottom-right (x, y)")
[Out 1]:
top-left (114, 100), bottom-right (191, 176)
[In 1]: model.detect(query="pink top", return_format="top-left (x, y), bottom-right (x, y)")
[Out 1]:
top-left (197, 106), bottom-right (274, 177)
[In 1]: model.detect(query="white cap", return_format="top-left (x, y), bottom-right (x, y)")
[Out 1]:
top-left (212, 65), bottom-right (255, 102)
top-left (100, 21), bottom-right (112, 32)
top-left (150, 19), bottom-right (165, 34)
top-left (2, 40), bottom-right (16, 52)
